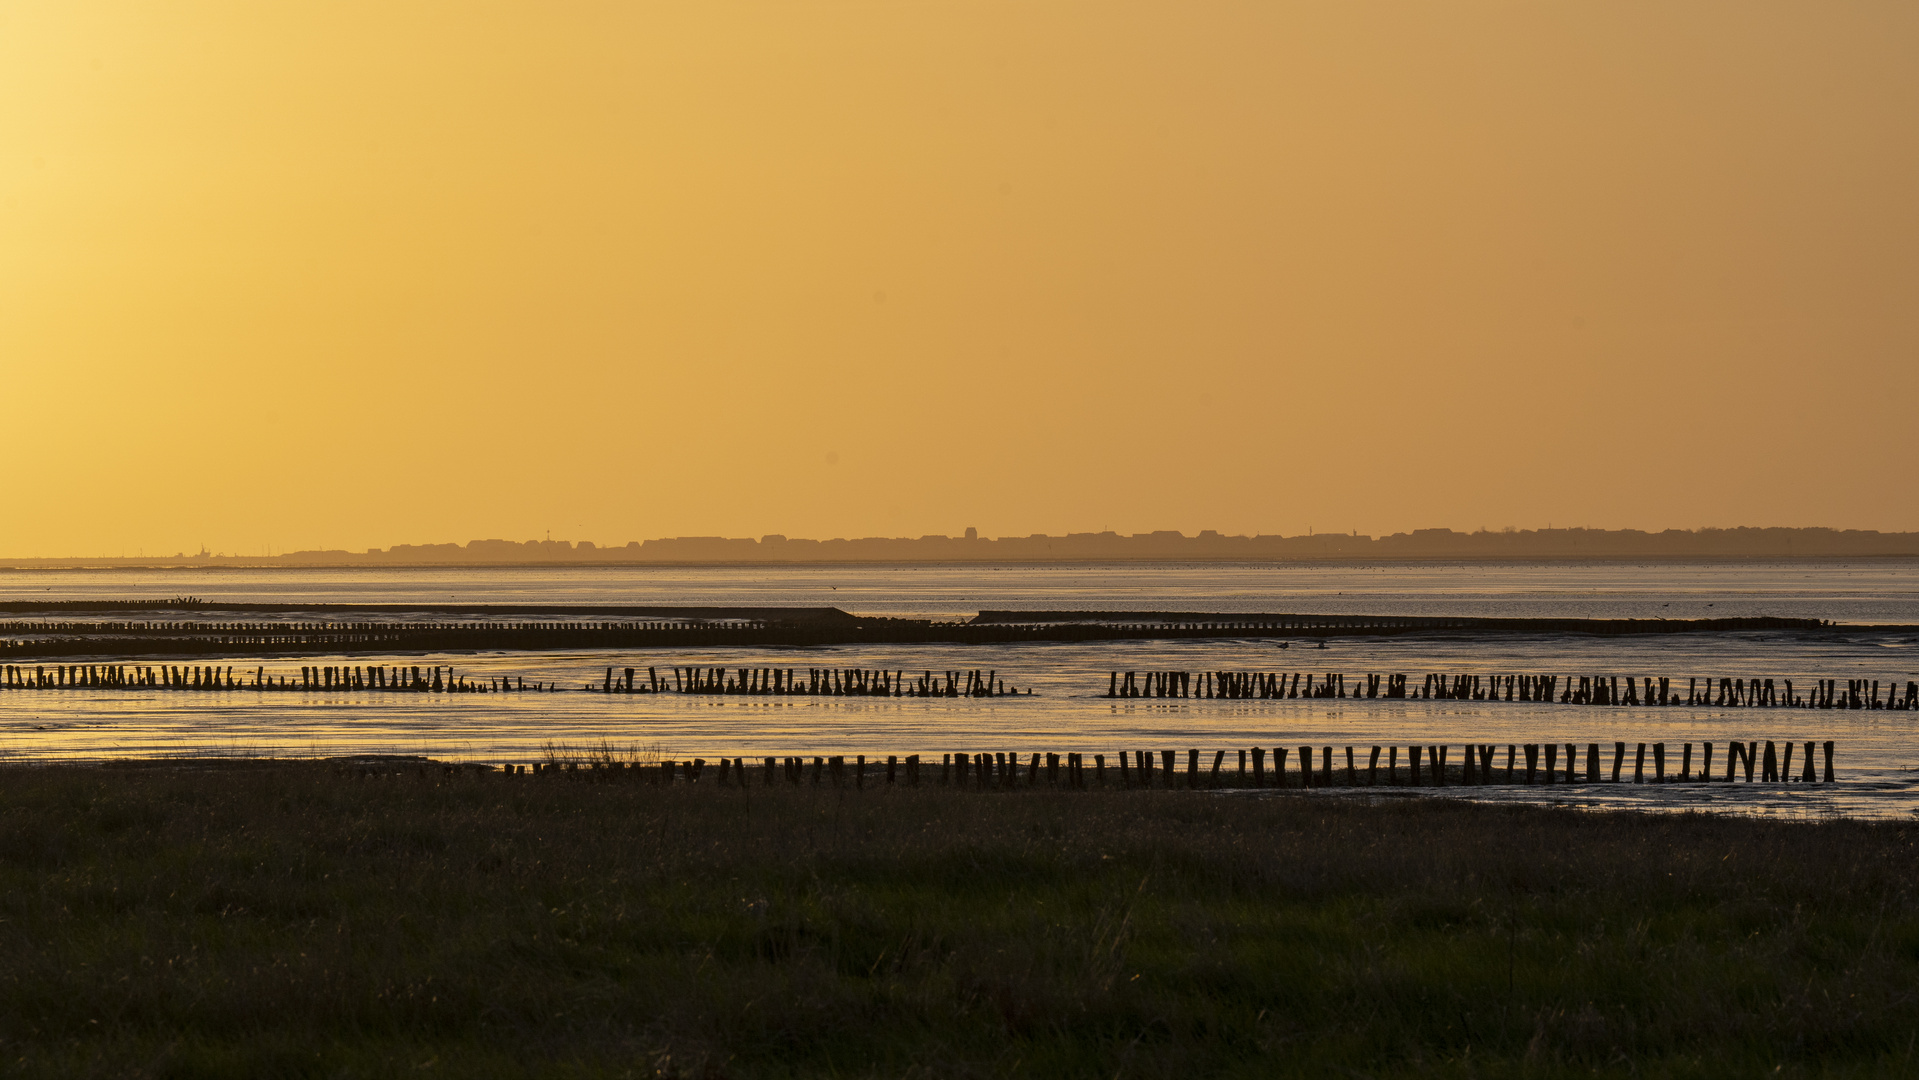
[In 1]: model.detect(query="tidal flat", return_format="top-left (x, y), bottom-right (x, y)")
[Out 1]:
top-left (2, 762), bottom-right (1916, 1078)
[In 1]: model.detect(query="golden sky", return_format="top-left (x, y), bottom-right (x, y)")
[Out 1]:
top-left (3, 1), bottom-right (1915, 556)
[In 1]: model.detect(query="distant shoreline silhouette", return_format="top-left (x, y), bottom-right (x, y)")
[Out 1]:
top-left (6, 526), bottom-right (1918, 567)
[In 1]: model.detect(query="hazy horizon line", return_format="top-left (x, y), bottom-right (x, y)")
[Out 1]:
top-left (8, 524), bottom-right (1919, 565)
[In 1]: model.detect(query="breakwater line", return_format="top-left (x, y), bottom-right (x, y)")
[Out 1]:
top-left (4, 660), bottom-right (1911, 711)
top-left (415, 739), bottom-right (1841, 787)
top-left (1107, 671), bottom-right (1918, 709)
top-left (0, 662), bottom-right (1027, 697)
top-left (0, 607), bottom-right (1870, 660)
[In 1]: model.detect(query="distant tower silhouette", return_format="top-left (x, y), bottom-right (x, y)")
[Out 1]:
top-left (965, 527), bottom-right (978, 541)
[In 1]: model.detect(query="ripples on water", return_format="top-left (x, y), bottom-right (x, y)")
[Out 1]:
top-left (1, 563), bottom-right (1914, 819)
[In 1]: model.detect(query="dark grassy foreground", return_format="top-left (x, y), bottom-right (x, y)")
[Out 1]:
top-left (3, 766), bottom-right (1918, 1079)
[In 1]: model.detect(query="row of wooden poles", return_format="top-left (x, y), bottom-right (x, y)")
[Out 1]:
top-left (493, 755), bottom-right (926, 786)
top-left (5, 661), bottom-right (1909, 713)
top-left (1111, 671), bottom-right (1919, 710)
top-left (596, 667), bottom-right (1025, 696)
top-left (0, 662), bottom-right (1032, 698)
top-left (0, 622), bottom-right (779, 661)
top-left (0, 664), bottom-right (558, 693)
top-left (488, 740), bottom-right (1837, 787)
top-left (0, 621), bottom-right (721, 633)
top-left (0, 615), bottom-right (1838, 660)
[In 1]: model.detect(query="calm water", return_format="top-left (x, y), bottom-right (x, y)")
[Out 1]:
top-left (3, 563), bottom-right (1915, 819)
top-left (3, 560), bottom-right (1917, 622)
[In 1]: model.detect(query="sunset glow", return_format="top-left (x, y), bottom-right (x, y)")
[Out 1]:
top-left (4, 2), bottom-right (1915, 556)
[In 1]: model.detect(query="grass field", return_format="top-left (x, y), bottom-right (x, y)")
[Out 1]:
top-left (1, 761), bottom-right (1916, 1078)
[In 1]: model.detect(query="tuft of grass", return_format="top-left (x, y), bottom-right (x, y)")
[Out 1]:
top-left (538, 739), bottom-right (668, 768)
top-left (0, 763), bottom-right (1915, 1077)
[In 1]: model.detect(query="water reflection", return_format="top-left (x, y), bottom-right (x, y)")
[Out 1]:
top-left (1, 564), bottom-right (1913, 819)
